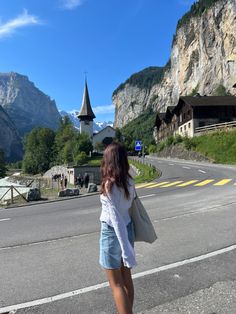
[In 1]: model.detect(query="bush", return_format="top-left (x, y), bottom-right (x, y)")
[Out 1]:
top-left (213, 85), bottom-right (229, 96)
top-left (148, 144), bottom-right (157, 154)
top-left (166, 136), bottom-right (174, 146)
top-left (183, 137), bottom-right (197, 150)
top-left (74, 152), bottom-right (88, 165)
top-left (158, 142), bottom-right (166, 152)
top-left (173, 134), bottom-right (183, 145)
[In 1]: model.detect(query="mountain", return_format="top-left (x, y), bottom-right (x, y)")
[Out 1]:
top-left (59, 110), bottom-right (113, 132)
top-left (0, 72), bottom-right (61, 137)
top-left (113, 0), bottom-right (236, 128)
top-left (0, 105), bottom-right (23, 161)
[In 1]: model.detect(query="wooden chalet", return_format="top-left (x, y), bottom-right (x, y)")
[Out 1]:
top-left (155, 96), bottom-right (236, 141)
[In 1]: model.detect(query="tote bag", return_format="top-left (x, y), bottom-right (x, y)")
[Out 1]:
top-left (130, 195), bottom-right (157, 243)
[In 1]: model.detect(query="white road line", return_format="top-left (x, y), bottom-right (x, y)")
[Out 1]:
top-left (182, 166), bottom-right (190, 169)
top-left (0, 218), bottom-right (10, 222)
top-left (139, 194), bottom-right (156, 199)
top-left (198, 170), bottom-right (206, 173)
top-left (169, 163), bottom-right (174, 166)
top-left (1, 243), bottom-right (235, 314)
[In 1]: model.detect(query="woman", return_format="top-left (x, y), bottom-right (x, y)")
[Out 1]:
top-left (99, 142), bottom-right (136, 314)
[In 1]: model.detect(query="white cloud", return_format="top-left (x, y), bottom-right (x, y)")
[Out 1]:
top-left (0, 9), bottom-right (41, 39)
top-left (93, 104), bottom-right (115, 114)
top-left (60, 0), bottom-right (85, 10)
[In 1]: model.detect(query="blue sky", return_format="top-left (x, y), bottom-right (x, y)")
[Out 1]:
top-left (0, 0), bottom-right (195, 122)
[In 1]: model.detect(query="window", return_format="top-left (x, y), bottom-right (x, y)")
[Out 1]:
top-left (180, 127), bottom-right (182, 132)
top-left (184, 125), bottom-right (186, 131)
top-left (188, 123), bottom-right (191, 128)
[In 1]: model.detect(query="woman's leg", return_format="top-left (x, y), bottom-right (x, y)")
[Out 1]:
top-left (121, 264), bottom-right (134, 307)
top-left (105, 268), bottom-right (133, 314)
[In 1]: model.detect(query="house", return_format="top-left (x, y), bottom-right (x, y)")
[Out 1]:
top-left (93, 126), bottom-right (116, 149)
top-left (155, 96), bottom-right (236, 141)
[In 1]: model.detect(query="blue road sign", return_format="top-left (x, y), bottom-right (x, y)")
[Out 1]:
top-left (135, 140), bottom-right (142, 151)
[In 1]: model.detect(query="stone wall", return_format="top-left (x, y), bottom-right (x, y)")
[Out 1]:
top-left (151, 145), bottom-right (213, 163)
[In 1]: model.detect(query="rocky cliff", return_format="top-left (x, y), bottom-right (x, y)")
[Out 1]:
top-left (113, 0), bottom-right (236, 128)
top-left (0, 105), bottom-right (23, 161)
top-left (0, 72), bottom-right (61, 137)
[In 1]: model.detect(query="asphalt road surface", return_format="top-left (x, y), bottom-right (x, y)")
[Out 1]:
top-left (0, 157), bottom-right (236, 313)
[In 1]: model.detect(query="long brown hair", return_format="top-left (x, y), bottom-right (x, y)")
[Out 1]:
top-left (100, 142), bottom-right (132, 199)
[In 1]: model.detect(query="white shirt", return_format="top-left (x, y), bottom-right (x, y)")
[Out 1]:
top-left (100, 178), bottom-right (137, 268)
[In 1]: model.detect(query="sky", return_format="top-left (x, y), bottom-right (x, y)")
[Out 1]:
top-left (0, 0), bottom-right (195, 122)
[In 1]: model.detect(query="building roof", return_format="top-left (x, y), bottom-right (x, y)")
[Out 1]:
top-left (180, 96), bottom-right (236, 107)
top-left (155, 112), bottom-right (167, 128)
top-left (93, 125), bottom-right (115, 138)
top-left (78, 80), bottom-right (96, 120)
top-left (167, 106), bottom-right (175, 112)
top-left (172, 96), bottom-right (236, 115)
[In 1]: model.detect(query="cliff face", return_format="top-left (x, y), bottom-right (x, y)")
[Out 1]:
top-left (0, 72), bottom-right (61, 137)
top-left (0, 105), bottom-right (23, 161)
top-left (113, 0), bottom-right (236, 128)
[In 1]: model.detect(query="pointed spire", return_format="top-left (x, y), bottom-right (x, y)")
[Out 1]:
top-left (78, 79), bottom-right (96, 120)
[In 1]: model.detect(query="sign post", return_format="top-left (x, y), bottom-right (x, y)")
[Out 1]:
top-left (135, 141), bottom-right (142, 159)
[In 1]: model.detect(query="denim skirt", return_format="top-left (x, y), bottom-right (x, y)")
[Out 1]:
top-left (99, 220), bottom-right (135, 269)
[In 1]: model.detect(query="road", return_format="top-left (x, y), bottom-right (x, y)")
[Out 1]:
top-left (0, 157), bottom-right (236, 313)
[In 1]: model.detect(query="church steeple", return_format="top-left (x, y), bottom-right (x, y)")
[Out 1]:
top-left (78, 80), bottom-right (96, 121)
top-left (77, 80), bottom-right (95, 139)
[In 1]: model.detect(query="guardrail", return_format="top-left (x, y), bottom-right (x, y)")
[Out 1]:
top-left (195, 121), bottom-right (236, 134)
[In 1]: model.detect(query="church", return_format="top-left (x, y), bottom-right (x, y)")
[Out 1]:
top-left (77, 80), bottom-right (115, 150)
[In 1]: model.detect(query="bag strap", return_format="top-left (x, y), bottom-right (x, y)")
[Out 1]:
top-left (134, 187), bottom-right (137, 200)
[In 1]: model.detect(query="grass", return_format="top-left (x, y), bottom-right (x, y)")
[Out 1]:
top-left (129, 159), bottom-right (159, 184)
top-left (190, 129), bottom-right (236, 164)
top-left (86, 156), bottom-right (102, 166)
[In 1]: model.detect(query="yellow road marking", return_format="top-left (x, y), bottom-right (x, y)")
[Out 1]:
top-left (160, 181), bottom-right (184, 188)
top-left (194, 180), bottom-right (215, 186)
top-left (146, 182), bottom-right (170, 188)
top-left (213, 179), bottom-right (232, 186)
top-left (136, 182), bottom-right (157, 189)
top-left (177, 180), bottom-right (199, 187)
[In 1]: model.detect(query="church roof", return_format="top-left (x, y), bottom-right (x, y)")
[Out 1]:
top-left (78, 80), bottom-right (96, 120)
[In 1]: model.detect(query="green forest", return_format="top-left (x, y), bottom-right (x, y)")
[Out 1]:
top-left (177, 0), bottom-right (220, 29)
top-left (113, 62), bottom-right (171, 95)
top-left (22, 116), bottom-right (93, 175)
top-left (116, 107), bottom-right (156, 152)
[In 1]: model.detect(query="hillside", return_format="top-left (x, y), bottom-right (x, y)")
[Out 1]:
top-left (0, 72), bottom-right (61, 137)
top-left (113, 0), bottom-right (236, 128)
top-left (0, 105), bottom-right (23, 161)
top-left (155, 129), bottom-right (236, 164)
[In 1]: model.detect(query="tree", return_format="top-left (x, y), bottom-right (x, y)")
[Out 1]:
top-left (0, 149), bottom-right (7, 178)
top-left (74, 151), bottom-right (88, 165)
top-left (23, 128), bottom-right (55, 174)
top-left (76, 133), bottom-right (93, 155)
top-left (54, 118), bottom-right (93, 164)
top-left (102, 137), bottom-right (113, 147)
top-left (54, 117), bottom-right (77, 164)
top-left (94, 142), bottom-right (105, 152)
